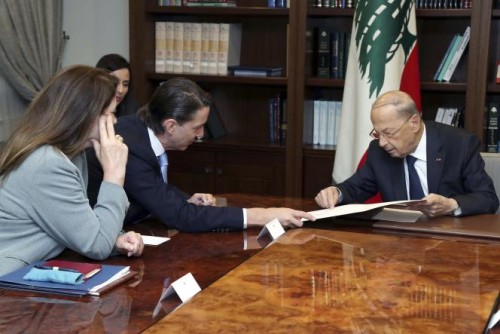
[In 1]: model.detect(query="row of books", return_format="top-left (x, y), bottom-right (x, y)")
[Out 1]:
top-left (155, 22), bottom-right (241, 75)
top-left (158, 0), bottom-right (236, 6)
top-left (433, 26), bottom-right (470, 82)
top-left (311, 0), bottom-right (355, 8)
top-left (268, 94), bottom-right (287, 144)
top-left (267, 0), bottom-right (289, 8)
top-left (416, 0), bottom-right (472, 8)
top-left (485, 103), bottom-right (500, 153)
top-left (303, 100), bottom-right (342, 146)
top-left (434, 106), bottom-right (464, 128)
top-left (311, 28), bottom-right (350, 79)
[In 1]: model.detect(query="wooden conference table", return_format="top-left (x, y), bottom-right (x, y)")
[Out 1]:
top-left (0, 194), bottom-right (499, 333)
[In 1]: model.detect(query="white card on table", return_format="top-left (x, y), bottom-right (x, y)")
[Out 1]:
top-left (257, 218), bottom-right (285, 240)
top-left (142, 235), bottom-right (170, 246)
top-left (163, 272), bottom-right (201, 303)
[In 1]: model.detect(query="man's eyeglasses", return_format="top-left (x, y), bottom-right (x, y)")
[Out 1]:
top-left (369, 115), bottom-right (414, 140)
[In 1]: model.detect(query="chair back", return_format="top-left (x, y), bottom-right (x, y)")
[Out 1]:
top-left (480, 152), bottom-right (500, 214)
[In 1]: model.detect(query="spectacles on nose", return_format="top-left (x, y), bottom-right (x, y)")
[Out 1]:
top-left (369, 115), bottom-right (413, 140)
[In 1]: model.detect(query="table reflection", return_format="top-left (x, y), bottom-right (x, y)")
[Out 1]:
top-left (0, 289), bottom-right (132, 334)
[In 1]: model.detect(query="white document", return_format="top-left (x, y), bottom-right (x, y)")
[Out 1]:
top-left (142, 235), bottom-right (170, 246)
top-left (306, 200), bottom-right (424, 221)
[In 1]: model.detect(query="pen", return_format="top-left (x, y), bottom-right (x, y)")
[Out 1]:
top-left (34, 265), bottom-right (81, 274)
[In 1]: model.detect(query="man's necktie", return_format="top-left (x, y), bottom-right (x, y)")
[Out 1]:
top-left (406, 155), bottom-right (424, 200)
top-left (158, 152), bottom-right (168, 183)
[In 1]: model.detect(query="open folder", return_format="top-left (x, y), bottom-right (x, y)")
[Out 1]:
top-left (0, 260), bottom-right (137, 297)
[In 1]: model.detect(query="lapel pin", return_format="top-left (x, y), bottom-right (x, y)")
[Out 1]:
top-left (436, 157), bottom-right (442, 163)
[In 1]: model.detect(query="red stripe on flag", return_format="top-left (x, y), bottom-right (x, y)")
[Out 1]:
top-left (399, 44), bottom-right (422, 112)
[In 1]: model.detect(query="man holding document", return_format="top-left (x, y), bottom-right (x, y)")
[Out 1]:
top-left (315, 90), bottom-right (499, 217)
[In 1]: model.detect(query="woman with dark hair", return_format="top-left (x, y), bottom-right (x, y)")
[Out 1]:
top-left (0, 65), bottom-right (144, 276)
top-left (96, 53), bottom-right (139, 117)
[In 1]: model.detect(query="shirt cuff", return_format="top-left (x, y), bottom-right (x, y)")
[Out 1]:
top-left (242, 208), bottom-right (247, 229)
top-left (452, 206), bottom-right (462, 216)
top-left (335, 187), bottom-right (343, 204)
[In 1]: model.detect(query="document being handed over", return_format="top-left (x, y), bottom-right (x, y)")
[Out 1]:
top-left (305, 200), bottom-right (425, 223)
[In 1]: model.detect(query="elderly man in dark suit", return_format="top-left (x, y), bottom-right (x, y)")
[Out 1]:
top-left (87, 77), bottom-right (314, 232)
top-left (315, 90), bottom-right (499, 217)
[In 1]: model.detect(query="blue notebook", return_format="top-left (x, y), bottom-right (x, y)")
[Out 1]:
top-left (0, 260), bottom-right (136, 296)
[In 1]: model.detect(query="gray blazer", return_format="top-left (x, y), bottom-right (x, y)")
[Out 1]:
top-left (0, 146), bottom-right (129, 275)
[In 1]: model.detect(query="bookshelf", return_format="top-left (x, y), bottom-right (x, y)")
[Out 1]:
top-left (130, 0), bottom-right (497, 198)
top-left (486, 6), bottom-right (500, 105)
top-left (130, 0), bottom-right (296, 197)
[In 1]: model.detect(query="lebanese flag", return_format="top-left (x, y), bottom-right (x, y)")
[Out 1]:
top-left (332, 0), bottom-right (421, 190)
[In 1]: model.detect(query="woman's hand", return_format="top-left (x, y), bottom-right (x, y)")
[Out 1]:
top-left (115, 231), bottom-right (144, 257)
top-left (91, 115), bottom-right (128, 186)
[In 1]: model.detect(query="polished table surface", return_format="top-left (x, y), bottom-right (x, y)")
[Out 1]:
top-left (0, 194), bottom-right (499, 333)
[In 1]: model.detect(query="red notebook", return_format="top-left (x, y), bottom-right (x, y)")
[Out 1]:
top-left (41, 260), bottom-right (102, 280)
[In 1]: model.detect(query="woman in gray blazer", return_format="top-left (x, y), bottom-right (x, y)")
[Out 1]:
top-left (0, 65), bottom-right (143, 276)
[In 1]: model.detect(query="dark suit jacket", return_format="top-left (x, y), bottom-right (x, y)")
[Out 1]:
top-left (337, 121), bottom-right (499, 216)
top-left (87, 115), bottom-right (243, 232)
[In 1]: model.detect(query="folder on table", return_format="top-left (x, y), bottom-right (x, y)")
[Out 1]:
top-left (0, 260), bottom-right (137, 297)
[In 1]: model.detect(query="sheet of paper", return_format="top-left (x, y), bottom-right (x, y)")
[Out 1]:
top-left (305, 199), bottom-right (424, 221)
top-left (372, 208), bottom-right (423, 223)
top-left (142, 235), bottom-right (170, 246)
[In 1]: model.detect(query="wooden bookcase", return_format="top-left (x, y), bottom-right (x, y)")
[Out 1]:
top-left (129, 0), bottom-right (497, 198)
top-left (485, 3), bottom-right (500, 111)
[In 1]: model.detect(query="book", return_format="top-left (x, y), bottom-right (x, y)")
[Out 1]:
top-left (217, 23), bottom-right (242, 75)
top-left (313, 100), bottom-right (321, 144)
top-left (337, 32), bottom-right (346, 79)
top-left (190, 23), bottom-right (202, 74)
top-left (437, 34), bottom-right (462, 82)
top-left (442, 26), bottom-right (470, 82)
top-left (487, 104), bottom-right (498, 153)
top-left (228, 66), bottom-right (282, 77)
top-left (182, 22), bottom-right (193, 73)
top-left (315, 27), bottom-right (330, 78)
top-left (200, 23), bottom-right (210, 74)
top-left (433, 34), bottom-right (459, 81)
top-left (303, 100), bottom-right (314, 144)
top-left (155, 22), bottom-right (167, 72)
top-left (172, 22), bottom-right (184, 73)
top-left (165, 22), bottom-right (175, 72)
top-left (207, 23), bottom-right (220, 75)
top-left (305, 29), bottom-right (314, 76)
top-left (0, 261), bottom-right (137, 297)
top-left (442, 107), bottom-right (457, 125)
top-left (435, 107), bottom-right (446, 123)
top-left (41, 259), bottom-right (101, 281)
top-left (185, 1), bottom-right (236, 6)
top-left (330, 31), bottom-right (340, 79)
top-left (184, 0), bottom-right (236, 6)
